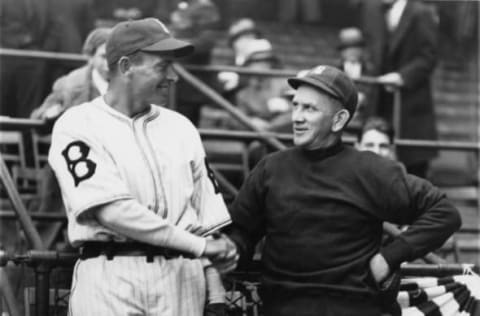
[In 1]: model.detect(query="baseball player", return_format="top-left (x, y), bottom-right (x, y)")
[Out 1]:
top-left (48, 18), bottom-right (237, 316)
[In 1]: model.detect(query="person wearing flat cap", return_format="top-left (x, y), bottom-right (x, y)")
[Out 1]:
top-left (48, 18), bottom-right (238, 316)
top-left (335, 27), bottom-right (375, 132)
top-left (226, 65), bottom-right (461, 315)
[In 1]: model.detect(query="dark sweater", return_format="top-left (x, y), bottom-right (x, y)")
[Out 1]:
top-left (228, 142), bottom-right (461, 298)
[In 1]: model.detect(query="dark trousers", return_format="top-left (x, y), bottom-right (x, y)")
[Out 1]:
top-left (260, 289), bottom-right (382, 316)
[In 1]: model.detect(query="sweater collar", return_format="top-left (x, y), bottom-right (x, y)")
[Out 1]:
top-left (298, 141), bottom-right (344, 160)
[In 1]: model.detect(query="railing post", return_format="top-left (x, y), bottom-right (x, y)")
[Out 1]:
top-left (392, 89), bottom-right (402, 140)
top-left (0, 268), bottom-right (21, 316)
top-left (33, 263), bottom-right (51, 316)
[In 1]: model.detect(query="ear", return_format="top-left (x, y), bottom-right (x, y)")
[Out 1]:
top-left (118, 56), bottom-right (131, 75)
top-left (331, 109), bottom-right (350, 132)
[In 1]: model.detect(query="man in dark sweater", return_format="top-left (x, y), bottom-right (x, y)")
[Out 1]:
top-left (226, 65), bottom-right (461, 316)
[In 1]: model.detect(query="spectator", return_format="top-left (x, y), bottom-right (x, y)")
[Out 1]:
top-left (31, 27), bottom-right (111, 121)
top-left (361, 0), bottom-right (439, 178)
top-left (228, 18), bottom-right (262, 66)
top-left (170, 0), bottom-right (221, 126)
top-left (47, 0), bottom-right (96, 83)
top-left (217, 18), bottom-right (262, 100)
top-left (226, 65), bottom-right (460, 316)
top-left (356, 116), bottom-right (396, 160)
top-left (227, 38), bottom-right (291, 133)
top-left (336, 27), bottom-right (375, 131)
top-left (0, 0), bottom-right (62, 117)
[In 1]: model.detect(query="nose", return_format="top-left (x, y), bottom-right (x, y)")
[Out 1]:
top-left (292, 106), bottom-right (304, 123)
top-left (166, 64), bottom-right (178, 82)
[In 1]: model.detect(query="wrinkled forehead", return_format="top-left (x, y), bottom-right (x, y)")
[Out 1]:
top-left (293, 85), bottom-right (343, 110)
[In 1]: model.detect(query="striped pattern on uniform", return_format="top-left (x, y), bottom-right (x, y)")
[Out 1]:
top-left (69, 256), bottom-right (206, 316)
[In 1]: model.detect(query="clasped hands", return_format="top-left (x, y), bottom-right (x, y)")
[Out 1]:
top-left (203, 234), bottom-right (238, 274)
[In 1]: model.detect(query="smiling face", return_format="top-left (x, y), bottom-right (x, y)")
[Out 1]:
top-left (127, 51), bottom-right (177, 106)
top-left (291, 85), bottom-right (345, 150)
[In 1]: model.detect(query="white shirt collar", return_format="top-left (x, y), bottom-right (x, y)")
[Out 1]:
top-left (386, 0), bottom-right (407, 32)
top-left (91, 68), bottom-right (108, 95)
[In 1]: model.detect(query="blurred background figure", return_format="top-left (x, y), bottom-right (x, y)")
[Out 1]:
top-left (226, 38), bottom-right (291, 133)
top-left (216, 17), bottom-right (263, 102)
top-left (47, 0), bottom-right (95, 84)
top-left (228, 18), bottom-right (262, 66)
top-left (170, 0), bottom-right (221, 126)
top-left (337, 27), bottom-right (368, 80)
top-left (356, 116), bottom-right (396, 161)
top-left (336, 27), bottom-right (375, 132)
top-left (0, 0), bottom-right (61, 117)
top-left (30, 27), bottom-right (111, 122)
top-left (361, 0), bottom-right (440, 179)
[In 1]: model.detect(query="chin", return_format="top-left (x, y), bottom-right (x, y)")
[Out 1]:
top-left (293, 136), bottom-right (310, 148)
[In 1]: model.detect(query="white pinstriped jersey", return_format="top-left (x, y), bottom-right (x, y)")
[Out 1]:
top-left (48, 96), bottom-right (231, 248)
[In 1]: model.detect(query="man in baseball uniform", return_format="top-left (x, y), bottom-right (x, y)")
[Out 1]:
top-left (48, 18), bottom-right (237, 316)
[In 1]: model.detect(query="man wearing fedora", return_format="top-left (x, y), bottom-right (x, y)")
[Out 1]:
top-left (336, 27), bottom-right (376, 131)
top-left (361, 0), bottom-right (439, 179)
top-left (48, 18), bottom-right (237, 315)
top-left (226, 65), bottom-right (461, 315)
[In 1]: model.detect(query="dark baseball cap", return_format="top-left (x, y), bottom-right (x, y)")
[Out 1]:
top-left (106, 18), bottom-right (194, 67)
top-left (287, 65), bottom-right (358, 118)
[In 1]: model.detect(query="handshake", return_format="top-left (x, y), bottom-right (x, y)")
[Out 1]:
top-left (202, 234), bottom-right (238, 274)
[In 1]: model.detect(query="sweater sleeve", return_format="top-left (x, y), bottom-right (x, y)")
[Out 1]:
top-left (226, 159), bottom-right (267, 267)
top-left (380, 173), bottom-right (461, 269)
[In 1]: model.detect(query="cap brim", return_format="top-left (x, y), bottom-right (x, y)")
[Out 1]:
top-left (287, 77), bottom-right (339, 100)
top-left (142, 37), bottom-right (194, 58)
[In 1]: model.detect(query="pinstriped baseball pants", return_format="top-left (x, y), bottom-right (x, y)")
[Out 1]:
top-left (68, 255), bottom-right (206, 316)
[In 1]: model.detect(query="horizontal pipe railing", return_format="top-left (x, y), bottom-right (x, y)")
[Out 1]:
top-left (0, 48), bottom-right (87, 63)
top-left (400, 263), bottom-right (480, 276)
top-left (0, 48), bottom-right (383, 85)
top-left (0, 250), bottom-right (477, 276)
top-left (0, 211), bottom-right (66, 221)
top-left (1, 118), bottom-right (478, 152)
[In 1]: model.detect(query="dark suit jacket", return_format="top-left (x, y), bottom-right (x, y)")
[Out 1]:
top-left (0, 0), bottom-right (61, 50)
top-left (362, 0), bottom-right (439, 166)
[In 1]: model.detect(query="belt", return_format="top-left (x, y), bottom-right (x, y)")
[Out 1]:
top-left (79, 241), bottom-right (194, 262)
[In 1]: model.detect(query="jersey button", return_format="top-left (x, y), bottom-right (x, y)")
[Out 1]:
top-left (147, 205), bottom-right (153, 211)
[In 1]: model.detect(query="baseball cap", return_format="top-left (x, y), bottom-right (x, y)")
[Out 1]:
top-left (287, 65), bottom-right (358, 117)
top-left (106, 18), bottom-right (194, 67)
